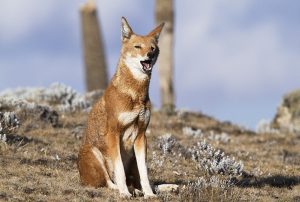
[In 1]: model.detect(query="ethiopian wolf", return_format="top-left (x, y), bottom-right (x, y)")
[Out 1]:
top-left (78, 17), bottom-right (164, 198)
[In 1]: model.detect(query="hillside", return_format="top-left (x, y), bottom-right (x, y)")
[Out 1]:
top-left (0, 84), bottom-right (299, 201)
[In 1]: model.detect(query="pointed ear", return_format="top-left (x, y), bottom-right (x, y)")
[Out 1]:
top-left (121, 17), bottom-right (133, 41)
top-left (148, 22), bottom-right (165, 42)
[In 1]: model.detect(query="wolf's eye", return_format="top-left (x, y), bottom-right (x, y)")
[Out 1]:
top-left (134, 45), bottom-right (142, 49)
top-left (151, 46), bottom-right (155, 51)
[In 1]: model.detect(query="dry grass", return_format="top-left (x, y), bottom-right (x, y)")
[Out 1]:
top-left (1, 110), bottom-right (300, 201)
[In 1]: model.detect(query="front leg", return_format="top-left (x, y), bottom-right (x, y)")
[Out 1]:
top-left (134, 133), bottom-right (156, 198)
top-left (109, 134), bottom-right (132, 198)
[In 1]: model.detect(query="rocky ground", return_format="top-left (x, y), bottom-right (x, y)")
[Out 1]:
top-left (0, 84), bottom-right (300, 201)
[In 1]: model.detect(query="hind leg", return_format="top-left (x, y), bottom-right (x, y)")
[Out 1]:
top-left (78, 145), bottom-right (117, 189)
top-left (126, 156), bottom-right (141, 190)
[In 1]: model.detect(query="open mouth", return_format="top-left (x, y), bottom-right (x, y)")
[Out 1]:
top-left (140, 60), bottom-right (153, 73)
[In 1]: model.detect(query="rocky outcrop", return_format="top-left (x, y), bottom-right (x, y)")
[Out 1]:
top-left (272, 89), bottom-right (300, 133)
top-left (0, 83), bottom-right (103, 130)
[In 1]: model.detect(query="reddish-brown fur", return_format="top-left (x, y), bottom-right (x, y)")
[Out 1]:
top-left (78, 17), bottom-right (164, 197)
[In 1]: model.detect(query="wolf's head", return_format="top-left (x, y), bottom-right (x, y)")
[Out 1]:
top-left (120, 17), bottom-right (164, 80)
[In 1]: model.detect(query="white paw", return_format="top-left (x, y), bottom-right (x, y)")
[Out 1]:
top-left (107, 181), bottom-right (118, 190)
top-left (120, 191), bottom-right (132, 199)
top-left (144, 193), bottom-right (157, 199)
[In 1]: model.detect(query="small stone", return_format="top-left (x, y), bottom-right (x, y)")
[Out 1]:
top-left (173, 171), bottom-right (181, 176)
top-left (157, 184), bottom-right (179, 193)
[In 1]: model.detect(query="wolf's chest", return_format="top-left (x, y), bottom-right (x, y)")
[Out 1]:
top-left (118, 107), bottom-right (150, 151)
top-left (118, 106), bottom-right (150, 127)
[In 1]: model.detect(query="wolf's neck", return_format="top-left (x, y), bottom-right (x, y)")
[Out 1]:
top-left (112, 61), bottom-right (151, 101)
top-left (122, 56), bottom-right (150, 81)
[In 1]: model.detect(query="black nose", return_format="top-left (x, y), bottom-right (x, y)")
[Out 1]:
top-left (147, 51), bottom-right (155, 59)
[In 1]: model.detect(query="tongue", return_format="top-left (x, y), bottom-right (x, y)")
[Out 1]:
top-left (142, 62), bottom-right (151, 70)
top-left (144, 63), bottom-right (150, 69)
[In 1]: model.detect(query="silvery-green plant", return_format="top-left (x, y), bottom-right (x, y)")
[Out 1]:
top-left (0, 97), bottom-right (40, 112)
top-left (150, 134), bottom-right (186, 172)
top-left (0, 83), bottom-right (96, 112)
top-left (0, 133), bottom-right (7, 143)
top-left (44, 83), bottom-right (90, 112)
top-left (256, 119), bottom-right (279, 134)
top-left (150, 151), bottom-right (165, 169)
top-left (182, 127), bottom-right (203, 137)
top-left (188, 140), bottom-right (243, 176)
top-left (208, 131), bottom-right (230, 144)
top-left (157, 133), bottom-right (186, 157)
top-left (150, 134), bottom-right (178, 169)
top-left (187, 176), bottom-right (234, 191)
top-left (0, 112), bottom-right (20, 134)
top-left (0, 98), bottom-right (59, 127)
top-left (158, 133), bottom-right (177, 155)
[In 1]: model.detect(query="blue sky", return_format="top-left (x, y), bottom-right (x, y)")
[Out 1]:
top-left (0, 0), bottom-right (299, 129)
